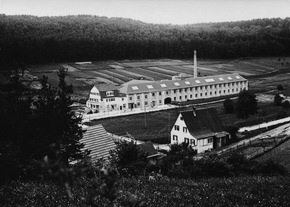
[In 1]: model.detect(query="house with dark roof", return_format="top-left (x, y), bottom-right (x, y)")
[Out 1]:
top-left (171, 107), bottom-right (230, 153)
top-left (137, 142), bottom-right (166, 165)
top-left (81, 124), bottom-right (116, 162)
top-left (86, 83), bottom-right (127, 113)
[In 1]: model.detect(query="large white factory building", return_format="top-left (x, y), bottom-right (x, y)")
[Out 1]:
top-left (86, 51), bottom-right (248, 113)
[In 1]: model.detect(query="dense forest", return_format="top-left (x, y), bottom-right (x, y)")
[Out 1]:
top-left (0, 15), bottom-right (290, 67)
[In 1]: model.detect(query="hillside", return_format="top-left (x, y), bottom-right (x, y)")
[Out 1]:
top-left (1, 176), bottom-right (290, 206)
top-left (256, 138), bottom-right (290, 171)
top-left (1, 15), bottom-right (290, 67)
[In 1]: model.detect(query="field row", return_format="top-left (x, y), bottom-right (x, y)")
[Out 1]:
top-left (30, 58), bottom-right (288, 95)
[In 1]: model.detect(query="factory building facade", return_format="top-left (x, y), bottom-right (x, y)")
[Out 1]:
top-left (86, 73), bottom-right (248, 113)
top-left (118, 73), bottom-right (248, 110)
top-left (86, 51), bottom-right (248, 113)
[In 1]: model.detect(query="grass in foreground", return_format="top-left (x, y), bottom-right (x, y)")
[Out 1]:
top-left (1, 176), bottom-right (290, 207)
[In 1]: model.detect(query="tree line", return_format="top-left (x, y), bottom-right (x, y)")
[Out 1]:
top-left (0, 15), bottom-right (290, 69)
top-left (0, 69), bottom-right (88, 181)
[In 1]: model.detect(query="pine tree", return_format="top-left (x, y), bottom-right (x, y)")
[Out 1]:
top-left (34, 68), bottom-right (89, 165)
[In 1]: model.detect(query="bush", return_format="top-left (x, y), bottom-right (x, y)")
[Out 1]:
top-left (282, 100), bottom-right (290, 109)
top-left (276, 109), bottom-right (290, 119)
top-left (277, 84), bottom-right (284, 91)
top-left (225, 125), bottom-right (239, 141)
top-left (257, 160), bottom-right (288, 176)
top-left (223, 98), bottom-right (235, 113)
top-left (109, 141), bottom-right (148, 176)
top-left (274, 94), bottom-right (284, 106)
top-left (227, 153), bottom-right (249, 175)
top-left (201, 155), bottom-right (230, 177)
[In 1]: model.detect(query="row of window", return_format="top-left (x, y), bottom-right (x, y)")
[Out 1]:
top-left (172, 135), bottom-right (195, 145)
top-left (129, 82), bottom-right (246, 101)
top-left (199, 138), bottom-right (213, 146)
top-left (129, 86), bottom-right (243, 107)
top-left (172, 135), bottom-right (213, 146)
top-left (106, 91), bottom-right (114, 96)
top-left (89, 98), bottom-right (99, 102)
top-left (90, 104), bottom-right (99, 109)
top-left (105, 98), bottom-right (115, 102)
top-left (91, 92), bottom-right (99, 96)
top-left (174, 125), bottom-right (188, 133)
top-left (171, 87), bottom-right (242, 101)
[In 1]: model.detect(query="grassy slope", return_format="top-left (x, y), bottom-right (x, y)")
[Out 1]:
top-left (256, 138), bottom-right (290, 171)
top-left (86, 99), bottom-right (286, 144)
top-left (1, 176), bottom-right (290, 206)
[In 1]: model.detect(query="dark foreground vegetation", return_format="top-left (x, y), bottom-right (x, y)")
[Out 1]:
top-left (0, 141), bottom-right (289, 206)
top-left (1, 72), bottom-right (289, 206)
top-left (1, 15), bottom-right (290, 68)
top-left (1, 176), bottom-right (290, 207)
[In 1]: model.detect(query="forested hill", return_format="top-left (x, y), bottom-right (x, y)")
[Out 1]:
top-left (1, 14), bottom-right (290, 66)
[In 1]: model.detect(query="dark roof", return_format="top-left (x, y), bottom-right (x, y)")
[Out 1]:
top-left (93, 83), bottom-right (125, 99)
top-left (94, 83), bottom-right (119, 92)
top-left (81, 124), bottom-right (116, 162)
top-left (137, 142), bottom-right (159, 158)
top-left (181, 108), bottom-right (227, 139)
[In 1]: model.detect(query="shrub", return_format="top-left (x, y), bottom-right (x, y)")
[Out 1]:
top-left (276, 109), bottom-right (290, 119)
top-left (257, 159), bottom-right (288, 176)
top-left (236, 90), bottom-right (258, 120)
top-left (282, 100), bottom-right (290, 109)
top-left (227, 153), bottom-right (249, 175)
top-left (201, 155), bottom-right (230, 177)
top-left (223, 98), bottom-right (235, 113)
top-left (109, 141), bottom-right (148, 176)
top-left (274, 94), bottom-right (284, 106)
top-left (277, 84), bottom-right (284, 91)
top-left (225, 125), bottom-right (239, 141)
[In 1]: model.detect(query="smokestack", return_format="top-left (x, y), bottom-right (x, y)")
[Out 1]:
top-left (194, 50), bottom-right (197, 78)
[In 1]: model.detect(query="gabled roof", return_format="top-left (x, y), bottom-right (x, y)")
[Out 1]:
top-left (119, 79), bottom-right (154, 94)
top-left (137, 142), bottom-right (159, 158)
top-left (181, 108), bottom-right (228, 139)
top-left (120, 73), bottom-right (246, 94)
top-left (94, 83), bottom-right (119, 92)
top-left (81, 124), bottom-right (116, 162)
top-left (93, 83), bottom-right (125, 99)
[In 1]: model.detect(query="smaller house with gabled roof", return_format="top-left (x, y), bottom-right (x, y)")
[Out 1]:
top-left (81, 124), bottom-right (116, 162)
top-left (171, 107), bottom-right (229, 154)
top-left (137, 141), bottom-right (166, 164)
top-left (86, 83), bottom-right (127, 113)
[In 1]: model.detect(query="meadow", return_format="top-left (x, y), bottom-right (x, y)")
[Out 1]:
top-left (28, 57), bottom-right (290, 143)
top-left (29, 57), bottom-right (290, 99)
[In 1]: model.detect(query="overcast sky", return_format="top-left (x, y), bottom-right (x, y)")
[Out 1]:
top-left (1, 0), bottom-right (290, 24)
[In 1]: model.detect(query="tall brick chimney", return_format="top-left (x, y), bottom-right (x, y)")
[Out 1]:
top-left (194, 50), bottom-right (197, 78)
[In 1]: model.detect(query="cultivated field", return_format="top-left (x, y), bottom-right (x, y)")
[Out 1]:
top-left (29, 57), bottom-right (290, 142)
top-left (29, 57), bottom-right (290, 99)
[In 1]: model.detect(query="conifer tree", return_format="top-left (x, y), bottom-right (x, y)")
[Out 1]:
top-left (34, 68), bottom-right (89, 165)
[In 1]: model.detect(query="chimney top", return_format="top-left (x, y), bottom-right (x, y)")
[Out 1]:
top-left (193, 50), bottom-right (197, 78)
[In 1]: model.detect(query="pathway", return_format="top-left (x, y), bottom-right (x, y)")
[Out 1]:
top-left (219, 122), bottom-right (290, 155)
top-left (239, 116), bottom-right (290, 133)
